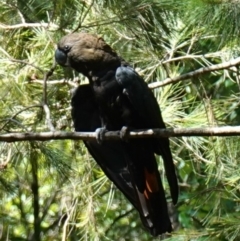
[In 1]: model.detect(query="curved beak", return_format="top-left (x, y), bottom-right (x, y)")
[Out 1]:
top-left (55, 49), bottom-right (68, 66)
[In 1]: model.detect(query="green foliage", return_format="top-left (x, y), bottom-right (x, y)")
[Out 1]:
top-left (0, 0), bottom-right (240, 240)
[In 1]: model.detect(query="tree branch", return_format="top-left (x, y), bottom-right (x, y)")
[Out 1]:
top-left (10, 58), bottom-right (44, 73)
top-left (0, 105), bottom-right (42, 131)
top-left (29, 78), bottom-right (79, 88)
top-left (42, 62), bottom-right (56, 131)
top-left (149, 57), bottom-right (240, 89)
top-left (1, 126), bottom-right (240, 142)
top-left (105, 208), bottom-right (134, 235)
top-left (161, 52), bottom-right (222, 65)
top-left (0, 22), bottom-right (59, 30)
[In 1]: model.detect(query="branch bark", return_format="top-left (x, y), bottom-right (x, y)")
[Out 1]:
top-left (0, 22), bottom-right (59, 30)
top-left (149, 57), bottom-right (240, 89)
top-left (1, 126), bottom-right (240, 142)
top-left (42, 62), bottom-right (57, 131)
top-left (29, 78), bottom-right (79, 87)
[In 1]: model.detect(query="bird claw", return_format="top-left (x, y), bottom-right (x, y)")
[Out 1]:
top-left (123, 88), bottom-right (128, 95)
top-left (95, 127), bottom-right (107, 144)
top-left (120, 126), bottom-right (130, 142)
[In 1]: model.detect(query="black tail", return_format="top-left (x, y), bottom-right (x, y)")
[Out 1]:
top-left (125, 141), bottom-right (172, 236)
top-left (160, 142), bottom-right (179, 205)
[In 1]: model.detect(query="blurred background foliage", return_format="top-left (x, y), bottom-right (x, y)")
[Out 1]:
top-left (0, 0), bottom-right (240, 240)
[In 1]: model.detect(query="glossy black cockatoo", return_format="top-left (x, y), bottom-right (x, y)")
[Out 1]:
top-left (55, 32), bottom-right (178, 236)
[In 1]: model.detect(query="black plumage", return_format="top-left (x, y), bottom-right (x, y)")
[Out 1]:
top-left (71, 84), bottom-right (138, 208)
top-left (56, 32), bottom-right (178, 236)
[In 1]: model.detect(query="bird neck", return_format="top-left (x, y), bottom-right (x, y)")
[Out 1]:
top-left (88, 64), bottom-right (117, 81)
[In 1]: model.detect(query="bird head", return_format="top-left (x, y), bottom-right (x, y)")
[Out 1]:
top-left (55, 32), bottom-right (121, 77)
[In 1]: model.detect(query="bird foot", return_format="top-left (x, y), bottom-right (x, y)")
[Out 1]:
top-left (122, 88), bottom-right (128, 96)
top-left (95, 127), bottom-right (107, 144)
top-left (120, 126), bottom-right (130, 142)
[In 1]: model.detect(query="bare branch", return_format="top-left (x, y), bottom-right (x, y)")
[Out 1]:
top-left (61, 199), bottom-right (78, 241)
top-left (5, 1), bottom-right (26, 24)
top-left (81, 18), bottom-right (129, 29)
top-left (0, 22), bottom-right (59, 30)
top-left (0, 57), bottom-right (44, 73)
top-left (73, 0), bottom-right (95, 31)
top-left (42, 105), bottom-right (55, 131)
top-left (0, 105), bottom-right (42, 131)
top-left (1, 126), bottom-right (240, 142)
top-left (105, 208), bottom-right (134, 235)
top-left (10, 58), bottom-right (44, 73)
top-left (29, 78), bottom-right (79, 88)
top-left (42, 61), bottom-right (57, 131)
top-left (161, 52), bottom-right (223, 65)
top-left (149, 57), bottom-right (240, 89)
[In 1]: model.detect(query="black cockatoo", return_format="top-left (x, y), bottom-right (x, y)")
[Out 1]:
top-left (55, 33), bottom-right (178, 236)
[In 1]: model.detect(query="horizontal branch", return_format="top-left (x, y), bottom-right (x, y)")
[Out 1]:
top-left (161, 52), bottom-right (223, 65)
top-left (149, 57), bottom-right (240, 89)
top-left (0, 22), bottom-right (59, 30)
top-left (1, 126), bottom-right (240, 142)
top-left (29, 78), bottom-right (79, 87)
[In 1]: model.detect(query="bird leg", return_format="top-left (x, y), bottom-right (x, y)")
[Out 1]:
top-left (95, 127), bottom-right (107, 144)
top-left (120, 126), bottom-right (130, 142)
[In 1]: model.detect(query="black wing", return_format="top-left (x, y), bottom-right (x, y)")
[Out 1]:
top-left (71, 84), bottom-right (172, 235)
top-left (71, 84), bottom-right (138, 208)
top-left (115, 66), bottom-right (178, 205)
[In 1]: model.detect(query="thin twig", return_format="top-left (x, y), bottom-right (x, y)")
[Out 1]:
top-left (1, 126), bottom-right (240, 142)
top-left (10, 58), bottom-right (44, 73)
top-left (161, 52), bottom-right (223, 65)
top-left (0, 22), bottom-right (59, 30)
top-left (40, 189), bottom-right (61, 223)
top-left (42, 61), bottom-right (57, 131)
top-left (149, 57), bottom-right (240, 89)
top-left (1, 58), bottom-right (45, 73)
top-left (105, 209), bottom-right (134, 235)
top-left (0, 118), bottom-right (29, 131)
top-left (0, 18), bottom-right (128, 31)
top-left (29, 78), bottom-right (79, 88)
top-left (42, 105), bottom-right (55, 131)
top-left (61, 199), bottom-right (78, 241)
top-left (81, 18), bottom-right (130, 29)
top-left (0, 105), bottom-right (42, 131)
top-left (73, 0), bottom-right (95, 32)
